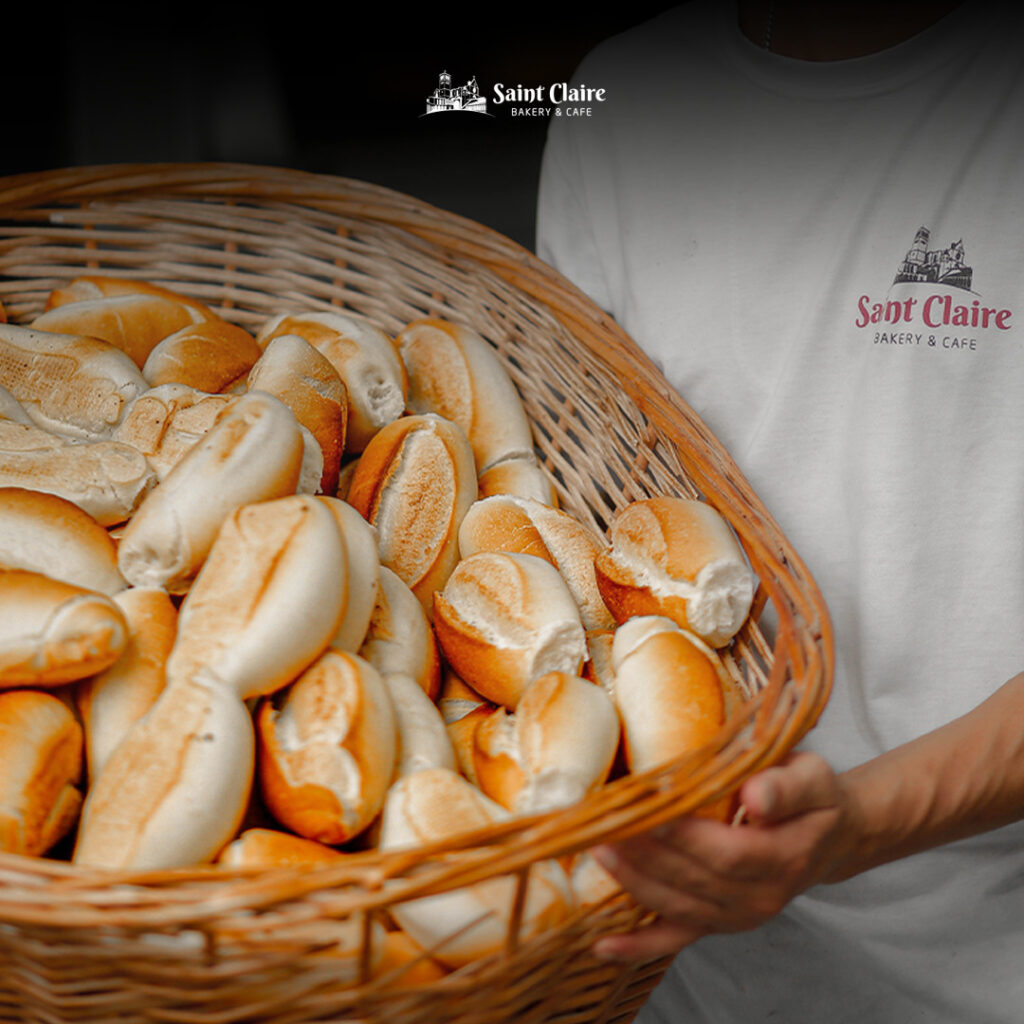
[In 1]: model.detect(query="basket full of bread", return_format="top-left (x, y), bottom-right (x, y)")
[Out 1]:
top-left (0, 163), bottom-right (832, 1024)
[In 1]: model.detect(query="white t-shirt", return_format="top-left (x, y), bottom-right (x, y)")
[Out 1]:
top-left (536, 2), bottom-right (1024, 1021)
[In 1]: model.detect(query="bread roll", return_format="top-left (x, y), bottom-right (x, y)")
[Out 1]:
top-left (116, 391), bottom-right (304, 591)
top-left (0, 323), bottom-right (147, 439)
top-left (318, 496), bottom-right (379, 653)
top-left (256, 650), bottom-right (397, 844)
top-left (0, 384), bottom-right (33, 425)
top-left (0, 418), bottom-right (155, 526)
top-left (374, 930), bottom-right (449, 986)
top-left (0, 688), bottom-right (83, 857)
top-left (594, 496), bottom-right (756, 647)
top-left (610, 615), bottom-right (727, 774)
top-left (383, 671), bottom-right (456, 778)
top-left (247, 334), bottom-right (348, 495)
top-left (472, 671), bottom-right (619, 816)
top-left (44, 275), bottom-right (220, 317)
top-left (143, 319), bottom-right (262, 392)
top-left (347, 414), bottom-right (477, 613)
top-left (359, 566), bottom-right (441, 699)
top-left (458, 494), bottom-right (614, 630)
top-left (166, 494), bottom-right (348, 701)
top-left (432, 551), bottom-right (587, 709)
top-left (216, 827), bottom-right (345, 868)
top-left (477, 453), bottom-right (557, 506)
top-left (0, 570), bottom-right (128, 689)
top-left (73, 674), bottom-right (254, 869)
top-left (257, 310), bottom-right (407, 454)
top-left (379, 767), bottom-right (573, 968)
top-left (582, 629), bottom-right (617, 697)
top-left (569, 850), bottom-right (624, 908)
top-left (75, 587), bottom-right (177, 781)
top-left (396, 318), bottom-right (534, 474)
top-left (0, 487), bottom-right (125, 595)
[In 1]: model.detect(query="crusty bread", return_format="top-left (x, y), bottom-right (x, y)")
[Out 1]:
top-left (432, 551), bottom-right (587, 710)
top-left (44, 275), bottom-right (220, 316)
top-left (594, 496), bottom-right (756, 647)
top-left (216, 827), bottom-right (345, 868)
top-left (0, 487), bottom-right (125, 595)
top-left (458, 494), bottom-right (614, 630)
top-left (0, 570), bottom-right (128, 689)
top-left (75, 587), bottom-right (177, 781)
top-left (257, 310), bottom-right (407, 454)
top-left (166, 494), bottom-right (348, 701)
top-left (143, 320), bottom-right (262, 392)
top-left (382, 671), bottom-right (455, 778)
top-left (347, 414), bottom-right (477, 614)
top-left (476, 453), bottom-right (558, 506)
top-left (374, 930), bottom-right (449, 986)
top-left (0, 688), bottom-right (83, 857)
top-left (378, 767), bottom-right (573, 968)
top-left (0, 384), bottom-right (32, 425)
top-left (472, 671), bottom-right (619, 815)
top-left (116, 391), bottom-right (304, 591)
top-left (247, 334), bottom-right (348, 495)
top-left (256, 650), bottom-right (397, 845)
top-left (0, 418), bottom-right (155, 526)
top-left (0, 323), bottom-right (147, 440)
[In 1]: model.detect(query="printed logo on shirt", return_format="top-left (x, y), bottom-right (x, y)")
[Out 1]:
top-left (854, 226), bottom-right (1013, 352)
top-left (420, 70), bottom-right (606, 120)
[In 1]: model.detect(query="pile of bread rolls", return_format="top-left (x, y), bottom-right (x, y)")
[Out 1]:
top-left (0, 277), bottom-right (758, 973)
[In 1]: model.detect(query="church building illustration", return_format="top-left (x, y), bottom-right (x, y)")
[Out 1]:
top-left (893, 226), bottom-right (973, 291)
top-left (425, 71), bottom-right (487, 114)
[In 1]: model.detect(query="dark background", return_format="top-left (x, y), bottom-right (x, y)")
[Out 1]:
top-left (6, 7), bottom-right (682, 252)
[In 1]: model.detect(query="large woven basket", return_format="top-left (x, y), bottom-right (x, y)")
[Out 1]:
top-left (0, 163), bottom-right (833, 1024)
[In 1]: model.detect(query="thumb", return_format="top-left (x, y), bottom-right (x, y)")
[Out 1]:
top-left (740, 751), bottom-right (839, 825)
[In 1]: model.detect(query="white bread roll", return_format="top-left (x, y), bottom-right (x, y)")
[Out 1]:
top-left (257, 310), bottom-right (407, 454)
top-left (383, 671), bottom-right (456, 778)
top-left (0, 384), bottom-right (33, 425)
top-left (75, 587), bottom-right (177, 781)
top-left (0, 688), bottom-right (83, 857)
top-left (582, 629), bottom-right (617, 698)
top-left (379, 767), bottom-right (573, 968)
top-left (472, 671), bottom-right (619, 816)
top-left (0, 487), bottom-right (125, 595)
top-left (458, 494), bottom-right (614, 630)
top-left (116, 391), bottom-right (304, 591)
top-left (432, 551), bottom-right (587, 710)
top-left (0, 570), bottom-right (128, 689)
top-left (166, 494), bottom-right (348, 701)
top-left (73, 675), bottom-right (254, 869)
top-left (247, 334), bottom-right (348, 495)
top-left (216, 827), bottom-right (345, 868)
top-left (594, 496), bottom-right (757, 647)
top-left (318, 496), bottom-right (379, 653)
top-left (0, 418), bottom-right (155, 526)
top-left (142, 319), bottom-right (262, 392)
top-left (347, 414), bottom-right (477, 614)
top-left (477, 453), bottom-right (558, 506)
top-left (112, 385), bottom-right (236, 482)
top-left (610, 615), bottom-right (727, 775)
top-left (569, 850), bottom-right (624, 908)
top-left (359, 565), bottom-right (441, 699)
top-left (396, 318), bottom-right (534, 474)
top-left (256, 650), bottom-right (397, 845)
top-left (0, 323), bottom-right (148, 440)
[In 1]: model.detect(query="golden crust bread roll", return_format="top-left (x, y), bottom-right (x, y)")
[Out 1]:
top-left (256, 650), bottom-right (397, 845)
top-left (0, 570), bottom-right (128, 689)
top-left (116, 391), bottom-right (304, 592)
top-left (257, 310), bottom-right (407, 454)
top-left (0, 323), bottom-right (148, 440)
top-left (0, 418), bottom-right (155, 527)
top-left (359, 565), bottom-right (441, 700)
top-left (594, 496), bottom-right (757, 647)
top-left (142, 320), bottom-right (262, 392)
top-left (0, 487), bottom-right (125, 595)
top-left (396, 318), bottom-right (534, 474)
top-left (247, 334), bottom-right (348, 495)
top-left (347, 414), bottom-right (477, 614)
top-left (472, 671), bottom-right (619, 816)
top-left (75, 587), bottom-right (177, 781)
top-left (215, 827), bottom-right (345, 868)
top-left (374, 930), bottom-right (449, 986)
top-left (379, 767), bottom-right (573, 968)
top-left (318, 496), bottom-right (379, 653)
top-left (166, 494), bottom-right (348, 701)
top-left (431, 551), bottom-right (587, 710)
top-left (458, 494), bottom-right (615, 630)
top-left (44, 275), bottom-right (219, 316)
top-left (476, 453), bottom-right (558, 506)
top-left (0, 688), bottom-right (83, 857)
top-left (382, 671), bottom-right (456, 779)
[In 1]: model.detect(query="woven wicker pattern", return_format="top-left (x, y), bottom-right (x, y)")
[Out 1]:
top-left (0, 163), bottom-right (833, 1024)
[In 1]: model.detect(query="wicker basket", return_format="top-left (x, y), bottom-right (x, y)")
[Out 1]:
top-left (0, 163), bottom-right (833, 1024)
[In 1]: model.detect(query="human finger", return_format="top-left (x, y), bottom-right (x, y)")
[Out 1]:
top-left (740, 750), bottom-right (840, 825)
top-left (593, 917), bottom-right (704, 961)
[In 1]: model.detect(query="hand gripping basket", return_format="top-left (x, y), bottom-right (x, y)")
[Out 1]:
top-left (0, 163), bottom-right (833, 1024)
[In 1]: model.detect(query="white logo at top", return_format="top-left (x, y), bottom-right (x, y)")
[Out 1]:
top-left (425, 71), bottom-right (489, 115)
